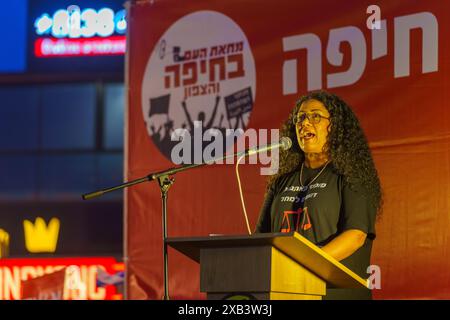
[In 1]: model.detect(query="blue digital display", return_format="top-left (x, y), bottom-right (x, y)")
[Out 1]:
top-left (0, 0), bottom-right (126, 77)
top-left (0, 0), bottom-right (27, 73)
top-left (34, 7), bottom-right (127, 38)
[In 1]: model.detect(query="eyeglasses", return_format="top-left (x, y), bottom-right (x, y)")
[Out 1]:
top-left (293, 112), bottom-right (330, 126)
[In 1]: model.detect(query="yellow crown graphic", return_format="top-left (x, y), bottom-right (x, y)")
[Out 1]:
top-left (23, 217), bottom-right (60, 253)
top-left (0, 228), bottom-right (10, 258)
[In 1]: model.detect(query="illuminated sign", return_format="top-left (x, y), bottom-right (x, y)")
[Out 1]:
top-left (33, 5), bottom-right (126, 57)
top-left (34, 7), bottom-right (127, 38)
top-left (35, 36), bottom-right (126, 57)
top-left (0, 201), bottom-right (122, 257)
top-left (0, 1), bottom-right (27, 73)
top-left (0, 229), bottom-right (9, 258)
top-left (23, 217), bottom-right (60, 253)
top-left (0, 257), bottom-right (124, 300)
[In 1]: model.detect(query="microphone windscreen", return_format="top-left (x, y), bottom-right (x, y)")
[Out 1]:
top-left (280, 136), bottom-right (292, 150)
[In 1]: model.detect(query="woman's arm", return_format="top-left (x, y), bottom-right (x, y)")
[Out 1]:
top-left (320, 229), bottom-right (367, 261)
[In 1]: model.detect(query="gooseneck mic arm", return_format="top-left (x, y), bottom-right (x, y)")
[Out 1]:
top-left (81, 136), bottom-right (292, 200)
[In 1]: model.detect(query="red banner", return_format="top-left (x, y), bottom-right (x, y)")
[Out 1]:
top-left (21, 268), bottom-right (66, 300)
top-left (126, 0), bottom-right (449, 299)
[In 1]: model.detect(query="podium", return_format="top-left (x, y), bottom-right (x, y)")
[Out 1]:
top-left (166, 231), bottom-right (368, 300)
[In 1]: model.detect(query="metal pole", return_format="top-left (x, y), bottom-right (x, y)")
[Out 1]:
top-left (158, 175), bottom-right (173, 300)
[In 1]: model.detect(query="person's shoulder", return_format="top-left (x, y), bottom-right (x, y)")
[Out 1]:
top-left (340, 177), bottom-right (375, 205)
top-left (331, 166), bottom-right (362, 194)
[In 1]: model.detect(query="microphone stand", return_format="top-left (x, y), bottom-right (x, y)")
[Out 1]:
top-left (82, 154), bottom-right (241, 301)
top-left (81, 139), bottom-right (289, 300)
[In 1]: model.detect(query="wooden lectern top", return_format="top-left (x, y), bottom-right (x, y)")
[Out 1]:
top-left (166, 231), bottom-right (368, 289)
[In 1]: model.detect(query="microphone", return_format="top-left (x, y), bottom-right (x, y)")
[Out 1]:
top-left (247, 136), bottom-right (292, 155)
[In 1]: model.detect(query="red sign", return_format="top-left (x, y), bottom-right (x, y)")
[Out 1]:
top-left (0, 257), bottom-right (124, 300)
top-left (34, 36), bottom-right (126, 57)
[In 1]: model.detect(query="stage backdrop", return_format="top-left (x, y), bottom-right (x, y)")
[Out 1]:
top-left (125, 0), bottom-right (450, 299)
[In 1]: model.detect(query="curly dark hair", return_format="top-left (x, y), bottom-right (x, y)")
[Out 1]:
top-left (267, 90), bottom-right (383, 216)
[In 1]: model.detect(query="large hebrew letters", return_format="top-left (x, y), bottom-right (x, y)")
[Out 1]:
top-left (394, 12), bottom-right (438, 78)
top-left (326, 26), bottom-right (367, 88)
top-left (282, 34), bottom-right (322, 94)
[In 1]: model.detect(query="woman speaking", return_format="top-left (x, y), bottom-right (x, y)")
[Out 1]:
top-left (255, 90), bottom-right (382, 300)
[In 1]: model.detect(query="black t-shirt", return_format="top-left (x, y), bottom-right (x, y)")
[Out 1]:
top-left (255, 163), bottom-right (377, 299)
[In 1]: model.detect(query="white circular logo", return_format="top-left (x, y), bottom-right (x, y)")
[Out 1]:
top-left (141, 11), bottom-right (256, 163)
